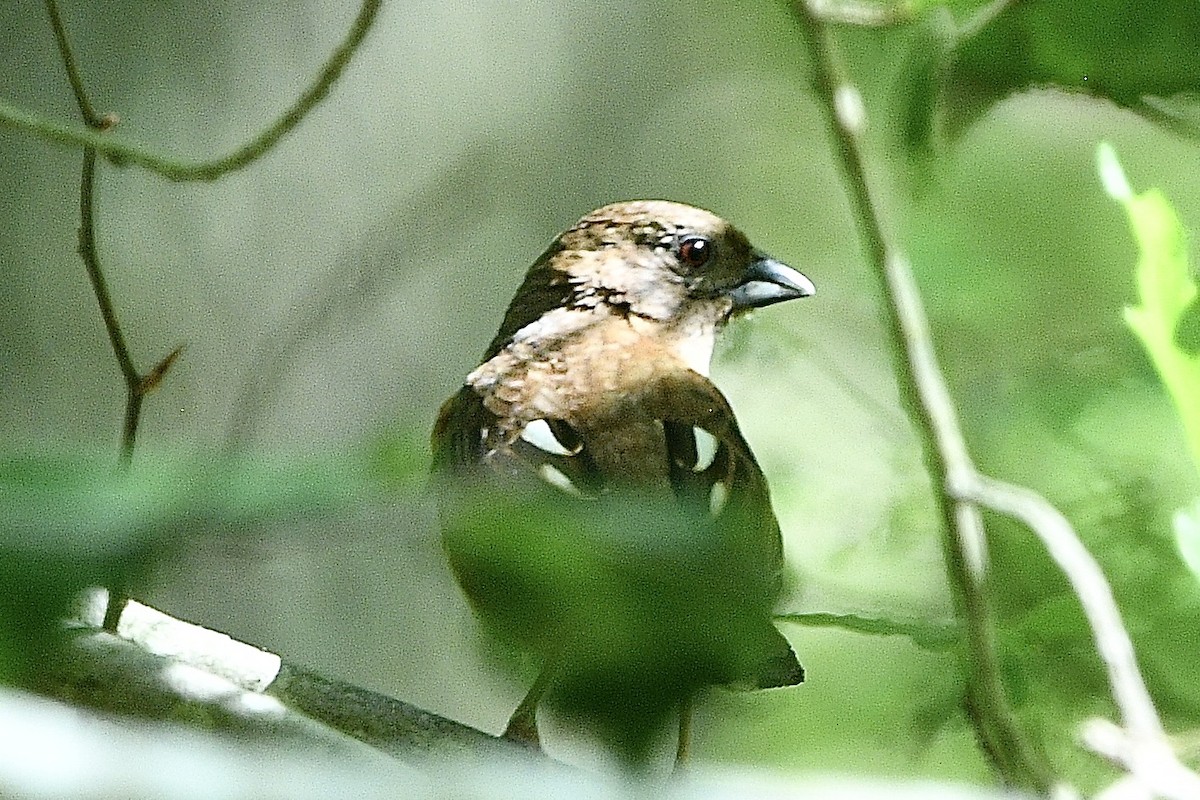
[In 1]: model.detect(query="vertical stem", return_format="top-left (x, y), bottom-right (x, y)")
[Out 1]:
top-left (44, 0), bottom-right (102, 126)
top-left (46, 0), bottom-right (144, 630)
top-left (78, 146), bottom-right (142, 463)
top-left (788, 2), bottom-right (1053, 791)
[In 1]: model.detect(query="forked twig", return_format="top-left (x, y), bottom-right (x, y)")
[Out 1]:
top-left (791, 1), bottom-right (1200, 795)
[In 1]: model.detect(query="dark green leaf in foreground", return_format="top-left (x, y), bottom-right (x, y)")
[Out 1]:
top-left (0, 450), bottom-right (186, 684)
top-left (0, 441), bottom-right (409, 687)
top-left (437, 476), bottom-right (794, 763)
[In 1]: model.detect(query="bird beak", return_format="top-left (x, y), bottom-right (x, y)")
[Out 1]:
top-left (729, 253), bottom-right (815, 309)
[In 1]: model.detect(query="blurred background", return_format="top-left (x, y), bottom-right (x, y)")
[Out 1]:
top-left (4, 0), bottom-right (1200, 787)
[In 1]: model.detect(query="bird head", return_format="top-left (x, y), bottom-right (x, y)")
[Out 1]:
top-left (560, 200), bottom-right (813, 319)
top-left (482, 201), bottom-right (814, 377)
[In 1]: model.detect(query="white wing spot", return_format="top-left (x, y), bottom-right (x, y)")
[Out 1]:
top-left (709, 480), bottom-right (730, 516)
top-left (693, 428), bottom-right (719, 472)
top-left (521, 419), bottom-right (573, 456)
top-left (539, 463), bottom-right (584, 497)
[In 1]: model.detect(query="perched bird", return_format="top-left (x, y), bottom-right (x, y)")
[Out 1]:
top-left (431, 200), bottom-right (813, 763)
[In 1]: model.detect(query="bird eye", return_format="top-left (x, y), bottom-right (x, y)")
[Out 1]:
top-left (677, 235), bottom-right (713, 268)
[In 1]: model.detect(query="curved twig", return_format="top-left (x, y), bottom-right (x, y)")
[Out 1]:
top-left (39, 0), bottom-right (378, 630)
top-left (787, 2), bottom-right (1053, 791)
top-left (12, 0), bottom-right (381, 182)
top-left (790, 3), bottom-right (1200, 797)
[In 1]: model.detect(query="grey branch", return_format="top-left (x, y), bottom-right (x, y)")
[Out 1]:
top-left (55, 591), bottom-right (520, 760)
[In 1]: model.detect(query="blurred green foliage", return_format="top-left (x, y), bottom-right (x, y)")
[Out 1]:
top-left (1111, 147), bottom-right (1200, 472)
top-left (0, 443), bottom-right (417, 683)
top-left (1104, 143), bottom-right (1200, 595)
top-left (4, 0), bottom-right (1200, 793)
top-left (0, 450), bottom-right (153, 683)
top-left (438, 477), bottom-right (797, 761)
top-left (908, 0), bottom-right (1200, 143)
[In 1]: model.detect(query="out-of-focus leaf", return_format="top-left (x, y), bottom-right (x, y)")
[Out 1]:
top-left (0, 449), bottom-right (192, 684)
top-left (1172, 501), bottom-right (1200, 583)
top-left (437, 476), bottom-right (794, 763)
top-left (908, 0), bottom-right (1200, 143)
top-left (1101, 144), bottom-right (1200, 474)
top-left (367, 423), bottom-right (433, 489)
top-left (0, 436), bottom-right (427, 686)
top-left (0, 682), bottom-right (1038, 799)
top-left (1103, 144), bottom-right (1200, 594)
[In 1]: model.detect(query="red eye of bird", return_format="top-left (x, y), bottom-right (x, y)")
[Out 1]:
top-left (677, 235), bottom-right (712, 268)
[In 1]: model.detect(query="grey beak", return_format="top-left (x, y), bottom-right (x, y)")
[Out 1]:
top-left (729, 253), bottom-right (815, 309)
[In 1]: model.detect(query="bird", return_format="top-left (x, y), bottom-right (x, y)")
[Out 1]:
top-left (431, 200), bottom-right (813, 764)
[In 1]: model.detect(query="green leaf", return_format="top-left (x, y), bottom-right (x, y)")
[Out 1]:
top-left (0, 449), bottom-right (187, 683)
top-left (1103, 143), bottom-right (1200, 591)
top-left (437, 477), bottom-right (795, 762)
top-left (1101, 144), bottom-right (1200, 475)
top-left (913, 0), bottom-right (1200, 142)
top-left (0, 438), bottom-right (427, 687)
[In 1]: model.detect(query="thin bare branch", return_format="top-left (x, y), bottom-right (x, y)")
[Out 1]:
top-left (43, 0), bottom-right (102, 126)
top-left (78, 148), bottom-right (138, 394)
top-left (787, 2), bottom-right (1053, 790)
top-left (789, 2), bottom-right (1200, 796)
top-left (44, 2), bottom-right (180, 630)
top-left (1083, 719), bottom-right (1200, 800)
top-left (961, 478), bottom-right (1200, 797)
top-left (963, 477), bottom-right (1163, 741)
top-left (776, 611), bottom-right (959, 650)
top-left (9, 0), bottom-right (381, 183)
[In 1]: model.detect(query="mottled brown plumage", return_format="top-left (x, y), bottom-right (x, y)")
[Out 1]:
top-left (431, 200), bottom-right (813, 761)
